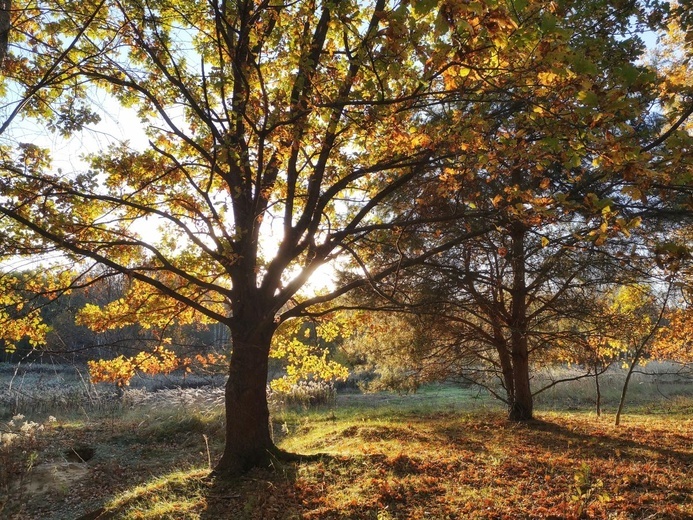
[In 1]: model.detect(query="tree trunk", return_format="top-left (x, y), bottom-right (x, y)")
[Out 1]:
top-left (594, 362), bottom-right (602, 417)
top-left (214, 326), bottom-right (278, 475)
top-left (507, 212), bottom-right (533, 421)
top-left (508, 337), bottom-right (533, 421)
top-left (615, 356), bottom-right (638, 426)
top-left (0, 0), bottom-right (9, 65)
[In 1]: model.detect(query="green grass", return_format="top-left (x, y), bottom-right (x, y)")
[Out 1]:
top-left (105, 469), bottom-right (210, 520)
top-left (85, 398), bottom-right (691, 520)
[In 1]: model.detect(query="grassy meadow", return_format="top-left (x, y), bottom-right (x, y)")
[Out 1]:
top-left (0, 363), bottom-right (691, 519)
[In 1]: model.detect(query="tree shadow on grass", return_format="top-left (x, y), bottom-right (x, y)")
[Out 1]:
top-left (418, 410), bottom-right (690, 466)
top-left (75, 414), bottom-right (691, 519)
top-left (198, 452), bottom-right (375, 520)
top-left (199, 466), bottom-right (303, 520)
top-left (75, 453), bottom-right (335, 520)
top-left (516, 417), bottom-right (691, 465)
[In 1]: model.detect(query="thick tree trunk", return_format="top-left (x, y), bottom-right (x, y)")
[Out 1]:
top-left (214, 326), bottom-right (278, 475)
top-left (508, 340), bottom-right (533, 420)
top-left (507, 212), bottom-right (533, 421)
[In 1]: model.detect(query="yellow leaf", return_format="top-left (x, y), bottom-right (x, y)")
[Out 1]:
top-left (538, 71), bottom-right (558, 85)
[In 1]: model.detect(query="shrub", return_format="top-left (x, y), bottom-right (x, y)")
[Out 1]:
top-left (365, 366), bottom-right (421, 395)
top-left (268, 380), bottom-right (337, 409)
top-left (0, 414), bottom-right (53, 515)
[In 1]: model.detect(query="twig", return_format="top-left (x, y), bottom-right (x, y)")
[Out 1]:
top-left (203, 434), bottom-right (211, 470)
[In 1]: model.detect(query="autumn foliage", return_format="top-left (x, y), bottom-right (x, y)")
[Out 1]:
top-left (87, 347), bottom-right (227, 388)
top-left (653, 308), bottom-right (693, 363)
top-left (1, 0), bottom-right (692, 474)
top-left (270, 314), bottom-right (350, 394)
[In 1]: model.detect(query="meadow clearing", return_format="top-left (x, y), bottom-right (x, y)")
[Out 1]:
top-left (0, 363), bottom-right (691, 520)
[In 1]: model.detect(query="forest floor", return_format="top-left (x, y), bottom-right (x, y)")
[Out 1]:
top-left (1, 380), bottom-right (692, 519)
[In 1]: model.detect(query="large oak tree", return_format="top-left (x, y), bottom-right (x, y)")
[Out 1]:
top-left (0, 0), bottom-right (514, 474)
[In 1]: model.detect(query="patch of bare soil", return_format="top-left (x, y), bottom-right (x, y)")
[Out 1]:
top-left (19, 461), bottom-right (90, 496)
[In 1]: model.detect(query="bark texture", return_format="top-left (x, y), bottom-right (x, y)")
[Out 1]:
top-left (507, 213), bottom-right (533, 421)
top-left (214, 326), bottom-right (277, 475)
top-left (0, 0), bottom-right (10, 65)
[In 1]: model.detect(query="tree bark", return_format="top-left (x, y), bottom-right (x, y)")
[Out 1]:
top-left (615, 356), bottom-right (637, 426)
top-left (214, 325), bottom-right (278, 475)
top-left (495, 330), bottom-right (515, 404)
top-left (0, 1), bottom-right (9, 66)
top-left (594, 362), bottom-right (602, 417)
top-left (507, 215), bottom-right (533, 421)
top-left (509, 337), bottom-right (533, 421)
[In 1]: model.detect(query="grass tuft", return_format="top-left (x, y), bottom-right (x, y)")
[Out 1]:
top-left (104, 468), bottom-right (209, 520)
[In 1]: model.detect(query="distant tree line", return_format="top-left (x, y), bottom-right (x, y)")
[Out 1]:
top-left (0, 270), bottom-right (229, 365)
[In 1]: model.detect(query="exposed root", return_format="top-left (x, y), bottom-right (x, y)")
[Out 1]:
top-left (268, 447), bottom-right (332, 464)
top-left (209, 448), bottom-right (333, 479)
